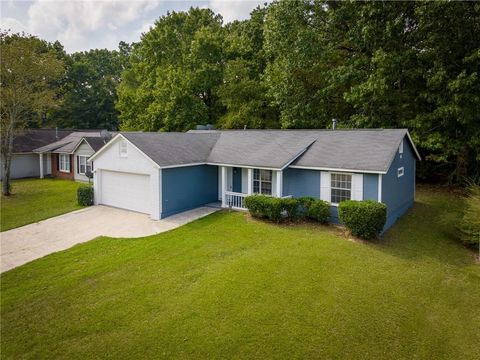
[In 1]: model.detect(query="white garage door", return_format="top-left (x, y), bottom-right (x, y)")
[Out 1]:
top-left (100, 170), bottom-right (151, 214)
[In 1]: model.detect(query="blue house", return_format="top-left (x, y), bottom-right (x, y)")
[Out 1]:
top-left (89, 129), bottom-right (420, 231)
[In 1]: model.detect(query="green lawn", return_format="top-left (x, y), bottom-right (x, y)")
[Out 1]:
top-left (1, 178), bottom-right (84, 231)
top-left (1, 187), bottom-right (479, 359)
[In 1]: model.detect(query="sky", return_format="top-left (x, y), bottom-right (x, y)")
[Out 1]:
top-left (1, 0), bottom-right (268, 53)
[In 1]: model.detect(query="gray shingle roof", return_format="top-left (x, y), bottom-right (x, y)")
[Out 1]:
top-left (291, 129), bottom-right (411, 172)
top-left (115, 129), bottom-right (418, 173)
top-left (34, 131), bottom-right (105, 153)
top-left (207, 130), bottom-right (319, 169)
top-left (8, 129), bottom-right (72, 153)
top-left (121, 132), bottom-right (220, 167)
top-left (83, 137), bottom-right (109, 152)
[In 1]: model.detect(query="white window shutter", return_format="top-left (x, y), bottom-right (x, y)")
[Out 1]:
top-left (320, 171), bottom-right (331, 202)
top-left (352, 173), bottom-right (363, 201)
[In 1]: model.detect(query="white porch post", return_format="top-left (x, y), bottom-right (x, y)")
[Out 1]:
top-left (276, 170), bottom-right (283, 197)
top-left (39, 153), bottom-right (44, 179)
top-left (247, 168), bottom-right (253, 195)
top-left (221, 166), bottom-right (227, 207)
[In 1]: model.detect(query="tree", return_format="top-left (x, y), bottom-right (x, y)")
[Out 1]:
top-left (0, 32), bottom-right (64, 195)
top-left (217, 7), bottom-right (278, 129)
top-left (116, 8), bottom-right (225, 131)
top-left (50, 44), bottom-right (131, 130)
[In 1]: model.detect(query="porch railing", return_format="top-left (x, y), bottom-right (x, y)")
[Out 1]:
top-left (225, 191), bottom-right (248, 210)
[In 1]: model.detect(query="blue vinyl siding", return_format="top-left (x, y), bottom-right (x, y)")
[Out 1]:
top-left (161, 165), bottom-right (218, 218)
top-left (363, 174), bottom-right (379, 201)
top-left (282, 168), bottom-right (320, 198)
top-left (382, 138), bottom-right (416, 230)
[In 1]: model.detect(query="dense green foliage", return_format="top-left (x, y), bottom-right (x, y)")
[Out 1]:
top-left (459, 185), bottom-right (480, 248)
top-left (244, 194), bottom-right (284, 222)
top-left (48, 42), bottom-right (131, 130)
top-left (77, 185), bottom-right (94, 206)
top-left (117, 8), bottom-right (225, 131)
top-left (338, 200), bottom-right (387, 239)
top-left (115, 1), bottom-right (479, 183)
top-left (245, 195), bottom-right (330, 223)
top-left (0, 179), bottom-right (84, 231)
top-left (2, 188), bottom-right (479, 359)
top-left (307, 199), bottom-right (330, 224)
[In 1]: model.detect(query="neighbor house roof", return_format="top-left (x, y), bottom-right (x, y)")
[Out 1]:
top-left (8, 129), bottom-right (72, 153)
top-left (83, 137), bottom-right (110, 152)
top-left (34, 131), bottom-right (107, 154)
top-left (92, 129), bottom-right (420, 173)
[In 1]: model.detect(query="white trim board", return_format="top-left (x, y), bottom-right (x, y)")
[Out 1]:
top-left (290, 165), bottom-right (385, 174)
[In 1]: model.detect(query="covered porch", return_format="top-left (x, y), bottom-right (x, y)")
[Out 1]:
top-left (218, 166), bottom-right (285, 210)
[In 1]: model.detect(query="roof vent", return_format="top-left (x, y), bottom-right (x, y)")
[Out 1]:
top-left (332, 118), bottom-right (337, 130)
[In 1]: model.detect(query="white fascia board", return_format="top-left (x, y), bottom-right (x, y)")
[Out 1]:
top-left (87, 133), bottom-right (123, 162)
top-left (289, 165), bottom-right (385, 174)
top-left (405, 130), bottom-right (422, 161)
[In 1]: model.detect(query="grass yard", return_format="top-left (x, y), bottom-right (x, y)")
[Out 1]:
top-left (1, 186), bottom-right (479, 359)
top-left (0, 178), bottom-right (84, 231)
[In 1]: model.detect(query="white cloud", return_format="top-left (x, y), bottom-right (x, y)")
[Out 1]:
top-left (2, 0), bottom-right (161, 52)
top-left (0, 0), bottom-right (271, 52)
top-left (209, 0), bottom-right (267, 23)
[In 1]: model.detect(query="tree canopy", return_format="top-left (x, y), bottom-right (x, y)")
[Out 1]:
top-left (2, 1), bottom-right (479, 183)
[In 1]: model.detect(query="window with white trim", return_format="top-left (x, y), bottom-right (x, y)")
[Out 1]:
top-left (119, 140), bottom-right (128, 157)
top-left (331, 173), bottom-right (352, 204)
top-left (59, 154), bottom-right (70, 172)
top-left (78, 156), bottom-right (93, 175)
top-left (253, 169), bottom-right (272, 195)
top-left (398, 167), bottom-right (404, 177)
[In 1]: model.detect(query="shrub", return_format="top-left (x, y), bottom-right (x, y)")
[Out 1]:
top-left (77, 185), bottom-right (94, 206)
top-left (280, 197), bottom-right (300, 219)
top-left (244, 195), bottom-right (294, 222)
top-left (459, 184), bottom-right (480, 249)
top-left (307, 200), bottom-right (330, 223)
top-left (338, 200), bottom-right (387, 240)
top-left (297, 197), bottom-right (316, 219)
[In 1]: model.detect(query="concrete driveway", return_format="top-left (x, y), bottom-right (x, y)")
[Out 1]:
top-left (0, 205), bottom-right (217, 273)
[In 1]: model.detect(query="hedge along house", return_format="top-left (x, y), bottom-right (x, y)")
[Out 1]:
top-left (33, 131), bottom-right (111, 181)
top-left (89, 129), bottom-right (420, 231)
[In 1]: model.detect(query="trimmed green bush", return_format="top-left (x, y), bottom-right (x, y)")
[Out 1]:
top-left (459, 184), bottom-right (480, 249)
top-left (307, 200), bottom-right (330, 223)
top-left (245, 195), bottom-right (330, 224)
top-left (297, 197), bottom-right (316, 219)
top-left (77, 186), bottom-right (94, 206)
top-left (281, 197), bottom-right (300, 219)
top-left (338, 200), bottom-right (387, 239)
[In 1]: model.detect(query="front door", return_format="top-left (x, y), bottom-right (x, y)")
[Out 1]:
top-left (232, 167), bottom-right (242, 193)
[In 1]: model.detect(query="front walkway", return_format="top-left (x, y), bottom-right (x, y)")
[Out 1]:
top-left (0, 205), bottom-right (217, 273)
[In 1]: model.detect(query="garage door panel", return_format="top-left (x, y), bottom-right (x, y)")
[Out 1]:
top-left (101, 170), bottom-right (150, 214)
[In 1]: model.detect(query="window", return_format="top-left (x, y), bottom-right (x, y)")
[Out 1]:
top-left (119, 140), bottom-right (127, 157)
top-left (398, 167), bottom-right (404, 177)
top-left (253, 169), bottom-right (272, 195)
top-left (59, 154), bottom-right (70, 172)
top-left (78, 156), bottom-right (92, 175)
top-left (331, 173), bottom-right (352, 204)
